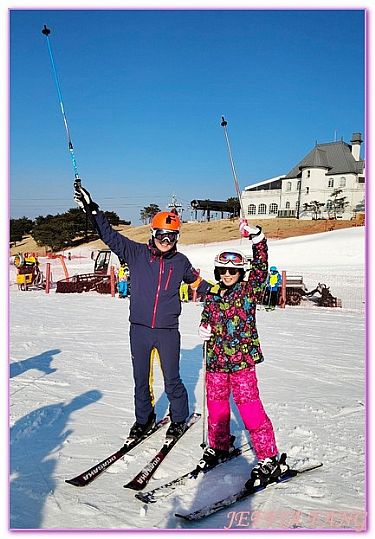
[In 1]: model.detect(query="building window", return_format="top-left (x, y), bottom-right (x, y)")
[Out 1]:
top-left (248, 204), bottom-right (256, 215)
top-left (328, 178), bottom-right (334, 188)
top-left (286, 181), bottom-right (292, 192)
top-left (285, 201), bottom-right (290, 209)
top-left (269, 203), bottom-right (278, 215)
top-left (326, 200), bottom-right (333, 210)
top-left (297, 180), bottom-right (301, 190)
top-left (357, 176), bottom-right (365, 184)
top-left (258, 203), bottom-right (267, 215)
top-left (306, 187), bottom-right (309, 194)
top-left (340, 177), bottom-right (346, 187)
top-left (307, 170), bottom-right (311, 178)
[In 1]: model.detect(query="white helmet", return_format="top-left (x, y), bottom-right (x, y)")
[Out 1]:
top-left (214, 249), bottom-right (248, 282)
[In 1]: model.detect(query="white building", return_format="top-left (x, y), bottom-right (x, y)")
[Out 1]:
top-left (242, 133), bottom-right (365, 220)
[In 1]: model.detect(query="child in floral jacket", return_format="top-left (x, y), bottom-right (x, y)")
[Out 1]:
top-left (198, 221), bottom-right (285, 489)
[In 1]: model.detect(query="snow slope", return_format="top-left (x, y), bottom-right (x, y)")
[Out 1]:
top-left (9, 227), bottom-right (366, 532)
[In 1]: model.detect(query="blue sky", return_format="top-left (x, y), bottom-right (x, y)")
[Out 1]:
top-left (9, 8), bottom-right (365, 224)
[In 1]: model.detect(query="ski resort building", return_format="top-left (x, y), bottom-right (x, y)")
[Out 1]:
top-left (241, 133), bottom-right (365, 220)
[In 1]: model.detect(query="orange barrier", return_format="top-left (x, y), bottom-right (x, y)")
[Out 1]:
top-left (110, 266), bottom-right (116, 297)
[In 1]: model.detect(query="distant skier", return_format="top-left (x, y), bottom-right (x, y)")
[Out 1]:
top-left (263, 265), bottom-right (282, 310)
top-left (117, 260), bottom-right (129, 298)
top-left (198, 219), bottom-right (286, 489)
top-left (74, 184), bottom-right (211, 441)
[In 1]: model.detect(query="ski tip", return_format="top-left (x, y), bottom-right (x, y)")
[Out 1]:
top-left (124, 482), bottom-right (144, 491)
top-left (65, 478), bottom-right (83, 487)
top-left (175, 513), bottom-right (189, 520)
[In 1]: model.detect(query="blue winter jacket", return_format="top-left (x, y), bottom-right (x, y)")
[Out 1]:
top-left (93, 211), bottom-right (210, 329)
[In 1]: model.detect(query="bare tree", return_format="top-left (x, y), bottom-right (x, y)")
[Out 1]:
top-left (328, 189), bottom-right (349, 219)
top-left (302, 200), bottom-right (325, 220)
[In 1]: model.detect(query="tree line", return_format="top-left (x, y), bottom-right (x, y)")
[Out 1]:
top-left (10, 203), bottom-right (182, 251)
top-left (10, 208), bottom-right (120, 252)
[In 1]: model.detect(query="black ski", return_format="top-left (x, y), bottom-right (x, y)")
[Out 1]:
top-left (124, 412), bottom-right (201, 491)
top-left (175, 459), bottom-right (323, 521)
top-left (135, 443), bottom-right (251, 504)
top-left (65, 416), bottom-right (170, 487)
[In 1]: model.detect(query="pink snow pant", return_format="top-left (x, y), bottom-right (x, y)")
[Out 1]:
top-left (206, 368), bottom-right (278, 460)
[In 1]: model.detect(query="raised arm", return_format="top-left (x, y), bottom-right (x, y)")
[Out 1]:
top-left (239, 219), bottom-right (268, 301)
top-left (74, 183), bottom-right (138, 260)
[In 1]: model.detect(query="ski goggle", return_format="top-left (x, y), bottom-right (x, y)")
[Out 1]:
top-left (217, 267), bottom-right (240, 276)
top-left (152, 229), bottom-right (179, 243)
top-left (216, 251), bottom-right (245, 266)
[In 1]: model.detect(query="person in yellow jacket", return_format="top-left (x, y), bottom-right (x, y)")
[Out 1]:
top-left (263, 266), bottom-right (282, 310)
top-left (117, 260), bottom-right (129, 298)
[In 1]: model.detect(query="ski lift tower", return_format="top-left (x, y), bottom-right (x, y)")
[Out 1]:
top-left (168, 194), bottom-right (183, 219)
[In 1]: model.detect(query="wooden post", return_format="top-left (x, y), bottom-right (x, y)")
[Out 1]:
top-left (110, 266), bottom-right (116, 297)
top-left (45, 263), bottom-right (51, 294)
top-left (280, 270), bottom-right (287, 308)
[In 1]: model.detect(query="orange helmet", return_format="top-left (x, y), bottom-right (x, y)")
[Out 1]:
top-left (151, 211), bottom-right (181, 232)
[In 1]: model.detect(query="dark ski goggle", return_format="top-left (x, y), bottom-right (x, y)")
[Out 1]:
top-left (217, 251), bottom-right (245, 266)
top-left (217, 267), bottom-right (240, 276)
top-left (152, 229), bottom-right (179, 243)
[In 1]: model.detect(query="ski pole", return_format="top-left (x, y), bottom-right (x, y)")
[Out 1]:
top-left (220, 116), bottom-right (246, 220)
top-left (41, 25), bottom-right (81, 190)
top-left (200, 341), bottom-right (207, 448)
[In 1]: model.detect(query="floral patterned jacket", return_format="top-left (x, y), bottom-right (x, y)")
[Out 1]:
top-left (200, 238), bottom-right (268, 373)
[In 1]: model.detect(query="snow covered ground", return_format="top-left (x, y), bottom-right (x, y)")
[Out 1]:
top-left (8, 227), bottom-right (367, 532)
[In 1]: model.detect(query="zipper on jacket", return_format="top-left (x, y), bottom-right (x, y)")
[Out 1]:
top-left (164, 267), bottom-right (173, 290)
top-left (151, 257), bottom-right (164, 328)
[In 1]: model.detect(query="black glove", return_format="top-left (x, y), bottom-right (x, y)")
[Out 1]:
top-left (74, 184), bottom-right (99, 215)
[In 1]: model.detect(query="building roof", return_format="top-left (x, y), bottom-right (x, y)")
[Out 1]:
top-left (244, 175), bottom-right (286, 191)
top-left (284, 141), bottom-right (365, 179)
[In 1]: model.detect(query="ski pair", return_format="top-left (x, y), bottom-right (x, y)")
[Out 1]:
top-left (65, 416), bottom-right (170, 487)
top-left (135, 442), bottom-right (252, 504)
top-left (124, 412), bottom-right (201, 491)
top-left (175, 458), bottom-right (323, 521)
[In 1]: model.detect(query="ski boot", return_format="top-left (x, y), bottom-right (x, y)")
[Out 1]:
top-left (166, 420), bottom-right (187, 440)
top-left (245, 453), bottom-right (288, 490)
top-left (197, 435), bottom-right (236, 470)
top-left (127, 411), bottom-right (156, 442)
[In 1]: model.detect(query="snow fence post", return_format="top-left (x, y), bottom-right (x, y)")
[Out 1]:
top-left (280, 270), bottom-right (287, 308)
top-left (110, 266), bottom-right (116, 297)
top-left (45, 263), bottom-right (51, 294)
